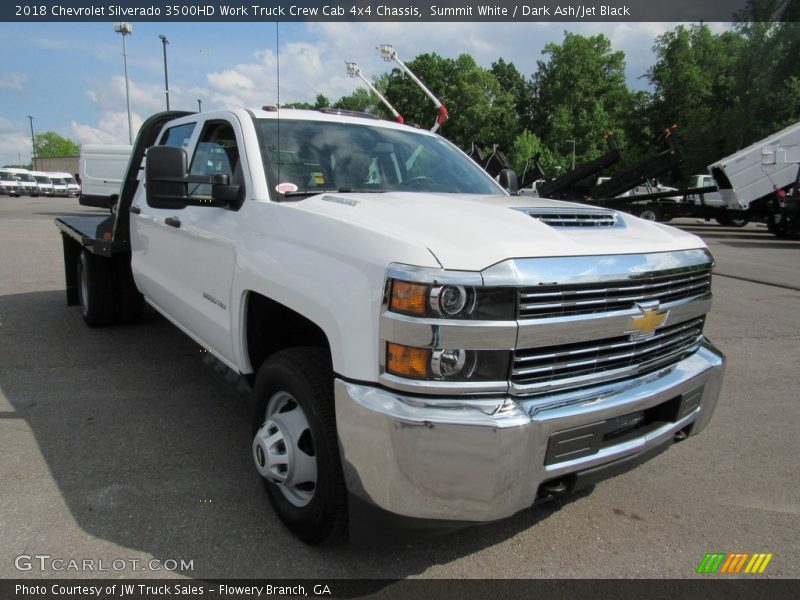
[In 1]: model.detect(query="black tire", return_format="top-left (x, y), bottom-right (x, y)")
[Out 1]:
top-left (77, 250), bottom-right (115, 327)
top-left (715, 213), bottom-right (748, 227)
top-left (251, 347), bottom-right (347, 545)
top-left (768, 220), bottom-right (800, 239)
top-left (767, 215), bottom-right (780, 235)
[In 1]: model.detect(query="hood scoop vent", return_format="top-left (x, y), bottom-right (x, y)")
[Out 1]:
top-left (515, 207), bottom-right (621, 228)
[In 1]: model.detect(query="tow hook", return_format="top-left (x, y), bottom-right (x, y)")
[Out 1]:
top-left (674, 428), bottom-right (689, 442)
top-left (540, 479), bottom-right (567, 497)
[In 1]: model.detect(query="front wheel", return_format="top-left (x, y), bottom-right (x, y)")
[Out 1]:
top-left (251, 347), bottom-right (347, 545)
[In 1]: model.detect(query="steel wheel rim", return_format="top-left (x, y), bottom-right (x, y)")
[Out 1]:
top-left (256, 391), bottom-right (317, 507)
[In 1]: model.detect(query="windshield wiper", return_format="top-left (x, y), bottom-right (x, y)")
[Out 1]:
top-left (279, 188), bottom-right (386, 200)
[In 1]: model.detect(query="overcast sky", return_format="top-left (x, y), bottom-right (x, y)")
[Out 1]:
top-left (0, 21), bottom-right (729, 166)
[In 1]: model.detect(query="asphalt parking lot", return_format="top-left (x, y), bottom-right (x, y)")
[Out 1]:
top-left (0, 196), bottom-right (798, 580)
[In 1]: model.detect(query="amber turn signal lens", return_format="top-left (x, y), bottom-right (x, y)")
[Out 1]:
top-left (389, 281), bottom-right (428, 316)
top-left (386, 342), bottom-right (430, 379)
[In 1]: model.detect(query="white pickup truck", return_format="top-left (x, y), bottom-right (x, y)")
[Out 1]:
top-left (56, 109), bottom-right (725, 545)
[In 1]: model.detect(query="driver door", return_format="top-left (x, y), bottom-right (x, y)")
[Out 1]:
top-left (131, 117), bottom-right (246, 365)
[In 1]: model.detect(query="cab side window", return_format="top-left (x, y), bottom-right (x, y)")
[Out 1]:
top-left (188, 121), bottom-right (243, 202)
top-left (159, 123), bottom-right (196, 148)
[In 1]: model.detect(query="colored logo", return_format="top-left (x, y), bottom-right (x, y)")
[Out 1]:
top-left (627, 301), bottom-right (669, 339)
top-left (696, 552), bottom-right (774, 574)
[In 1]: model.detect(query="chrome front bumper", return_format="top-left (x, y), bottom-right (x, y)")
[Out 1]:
top-left (335, 340), bottom-right (725, 522)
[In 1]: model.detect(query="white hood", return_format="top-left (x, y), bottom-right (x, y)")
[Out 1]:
top-left (293, 192), bottom-right (706, 271)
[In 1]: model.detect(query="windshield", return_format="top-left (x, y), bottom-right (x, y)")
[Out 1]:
top-left (64, 176), bottom-right (77, 185)
top-left (35, 176), bottom-right (52, 184)
top-left (52, 178), bottom-right (65, 185)
top-left (255, 118), bottom-right (502, 198)
top-left (15, 174), bottom-right (35, 183)
top-left (0, 171), bottom-right (15, 181)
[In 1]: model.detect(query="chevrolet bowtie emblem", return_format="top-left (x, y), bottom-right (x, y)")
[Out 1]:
top-left (627, 302), bottom-right (669, 339)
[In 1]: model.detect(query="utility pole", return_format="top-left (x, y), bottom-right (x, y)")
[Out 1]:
top-left (27, 115), bottom-right (36, 169)
top-left (197, 99), bottom-right (202, 112)
top-left (114, 22), bottom-right (133, 144)
top-left (159, 34), bottom-right (170, 110)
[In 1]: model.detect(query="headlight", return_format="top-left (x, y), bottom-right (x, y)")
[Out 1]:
top-left (387, 278), bottom-right (515, 320)
top-left (430, 285), bottom-right (471, 316)
top-left (381, 265), bottom-right (516, 389)
top-left (431, 348), bottom-right (469, 378)
top-left (386, 342), bottom-right (510, 382)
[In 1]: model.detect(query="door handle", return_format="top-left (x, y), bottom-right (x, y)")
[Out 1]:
top-left (165, 216), bottom-right (181, 228)
top-left (129, 205), bottom-right (141, 214)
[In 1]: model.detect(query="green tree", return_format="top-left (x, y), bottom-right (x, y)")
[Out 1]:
top-left (333, 86), bottom-right (392, 116)
top-left (34, 132), bottom-right (80, 158)
top-left (282, 94), bottom-right (330, 110)
top-left (383, 52), bottom-right (518, 149)
top-left (648, 24), bottom-right (750, 178)
top-left (490, 58), bottom-right (533, 133)
top-left (531, 32), bottom-right (634, 173)
top-left (732, 19), bottom-right (800, 145)
top-left (508, 129), bottom-right (562, 180)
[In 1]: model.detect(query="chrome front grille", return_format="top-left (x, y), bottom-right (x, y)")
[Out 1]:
top-left (518, 268), bottom-right (712, 319)
top-left (511, 317), bottom-right (705, 389)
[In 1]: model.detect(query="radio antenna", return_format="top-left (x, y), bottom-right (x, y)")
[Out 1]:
top-left (276, 22), bottom-right (281, 183)
top-left (275, 22), bottom-right (280, 111)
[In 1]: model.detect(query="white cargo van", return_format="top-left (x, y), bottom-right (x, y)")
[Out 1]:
top-left (5, 168), bottom-right (40, 196)
top-left (78, 144), bottom-right (133, 209)
top-left (0, 169), bottom-right (22, 196)
top-left (29, 170), bottom-right (55, 196)
top-left (48, 171), bottom-right (80, 197)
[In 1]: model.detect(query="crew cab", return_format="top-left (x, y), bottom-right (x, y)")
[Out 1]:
top-left (55, 109), bottom-right (725, 545)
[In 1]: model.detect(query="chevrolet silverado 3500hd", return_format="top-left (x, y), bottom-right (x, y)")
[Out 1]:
top-left (55, 109), bottom-right (725, 544)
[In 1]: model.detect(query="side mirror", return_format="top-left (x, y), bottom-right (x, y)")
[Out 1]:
top-left (498, 168), bottom-right (519, 195)
top-left (146, 146), bottom-right (191, 209)
top-left (146, 145), bottom-right (238, 209)
top-left (209, 174), bottom-right (241, 204)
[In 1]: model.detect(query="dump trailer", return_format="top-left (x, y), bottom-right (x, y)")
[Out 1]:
top-left (592, 129), bottom-right (682, 200)
top-left (609, 123), bottom-right (800, 229)
top-left (708, 121), bottom-right (800, 237)
top-left (585, 130), bottom-right (747, 226)
top-left (536, 136), bottom-right (620, 199)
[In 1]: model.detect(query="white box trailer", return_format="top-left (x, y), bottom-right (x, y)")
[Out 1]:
top-left (709, 121), bottom-right (800, 210)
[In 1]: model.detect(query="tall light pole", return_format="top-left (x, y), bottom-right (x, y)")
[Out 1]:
top-left (565, 139), bottom-right (576, 171)
top-left (27, 115), bottom-right (36, 169)
top-left (197, 99), bottom-right (202, 112)
top-left (114, 22), bottom-right (133, 144)
top-left (159, 34), bottom-right (170, 110)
